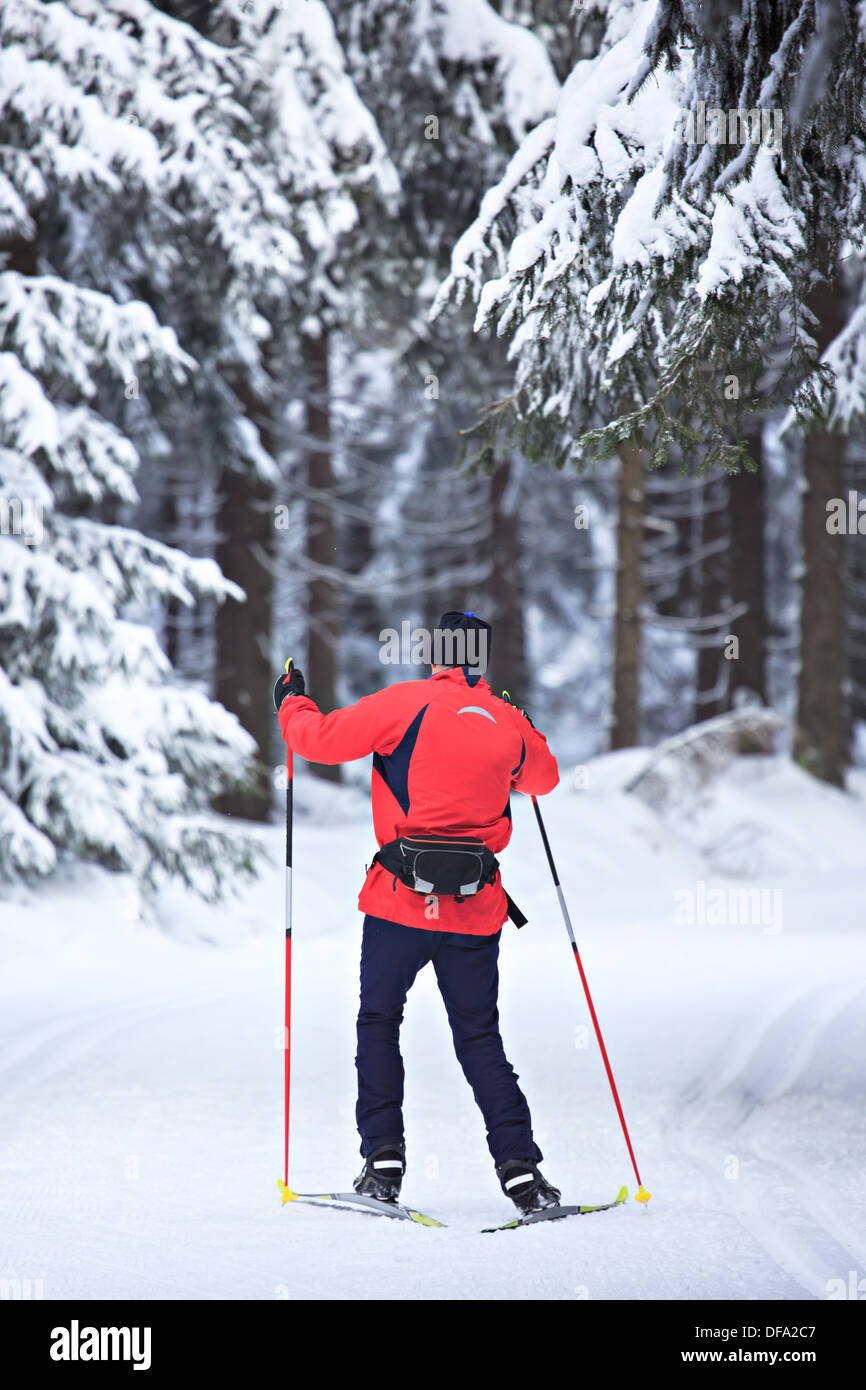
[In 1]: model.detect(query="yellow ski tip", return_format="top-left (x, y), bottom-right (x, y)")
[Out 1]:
top-left (635, 1185), bottom-right (652, 1205)
top-left (277, 1179), bottom-right (299, 1205)
top-left (409, 1210), bottom-right (446, 1227)
top-left (284, 658), bottom-right (293, 674)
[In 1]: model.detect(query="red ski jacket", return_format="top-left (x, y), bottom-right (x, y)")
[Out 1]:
top-left (278, 667), bottom-right (559, 935)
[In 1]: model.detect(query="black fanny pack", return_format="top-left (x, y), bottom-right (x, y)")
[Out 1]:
top-left (370, 834), bottom-right (527, 928)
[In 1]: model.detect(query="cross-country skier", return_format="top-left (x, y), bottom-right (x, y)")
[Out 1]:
top-left (273, 611), bottom-right (561, 1215)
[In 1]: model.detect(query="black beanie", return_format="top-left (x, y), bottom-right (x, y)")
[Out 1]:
top-left (436, 610), bottom-right (492, 669)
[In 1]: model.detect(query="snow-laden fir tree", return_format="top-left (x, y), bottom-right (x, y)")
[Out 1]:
top-left (434, 0), bottom-right (865, 780)
top-left (0, 286), bottom-right (261, 897)
top-left (435, 0), bottom-right (866, 472)
top-left (136, 1), bottom-right (399, 802)
top-left (0, 0), bottom-right (396, 891)
top-left (328, 0), bottom-right (590, 717)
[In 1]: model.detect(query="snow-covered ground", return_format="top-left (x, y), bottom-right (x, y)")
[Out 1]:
top-left (1, 752), bottom-right (865, 1301)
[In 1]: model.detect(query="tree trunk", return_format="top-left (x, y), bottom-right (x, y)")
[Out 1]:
top-left (160, 468), bottom-right (181, 671)
top-left (303, 330), bottom-right (342, 783)
top-left (487, 458), bottom-right (527, 699)
top-left (728, 426), bottom-right (768, 706)
top-left (611, 440), bottom-right (644, 749)
top-left (694, 472), bottom-right (729, 721)
top-left (214, 464), bottom-right (273, 821)
top-left (795, 267), bottom-right (848, 787)
top-left (848, 454), bottom-right (866, 734)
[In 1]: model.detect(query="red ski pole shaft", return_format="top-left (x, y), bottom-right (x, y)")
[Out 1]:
top-left (283, 742), bottom-right (293, 1189)
top-left (531, 795), bottom-right (650, 1205)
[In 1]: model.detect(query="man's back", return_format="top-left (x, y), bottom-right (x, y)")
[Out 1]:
top-left (278, 665), bottom-right (558, 934)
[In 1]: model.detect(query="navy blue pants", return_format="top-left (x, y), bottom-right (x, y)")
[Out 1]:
top-left (355, 914), bottom-right (541, 1166)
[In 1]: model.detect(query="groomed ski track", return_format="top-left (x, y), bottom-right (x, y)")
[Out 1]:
top-left (1, 759), bottom-right (864, 1300)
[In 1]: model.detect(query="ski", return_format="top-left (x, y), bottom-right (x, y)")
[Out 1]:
top-left (278, 1181), bottom-right (445, 1226)
top-left (481, 1184), bottom-right (628, 1232)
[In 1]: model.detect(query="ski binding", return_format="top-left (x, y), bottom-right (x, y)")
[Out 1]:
top-left (481, 1184), bottom-right (628, 1232)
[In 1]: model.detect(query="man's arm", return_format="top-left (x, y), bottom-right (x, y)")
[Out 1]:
top-left (278, 688), bottom-right (405, 765)
top-left (509, 713), bottom-right (559, 796)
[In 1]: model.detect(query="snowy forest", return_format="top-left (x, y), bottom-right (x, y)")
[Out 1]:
top-left (2, 0), bottom-right (866, 1315)
top-left (1, 0), bottom-right (865, 899)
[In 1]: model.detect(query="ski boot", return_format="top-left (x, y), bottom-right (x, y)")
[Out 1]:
top-left (353, 1142), bottom-right (406, 1203)
top-left (496, 1159), bottom-right (562, 1215)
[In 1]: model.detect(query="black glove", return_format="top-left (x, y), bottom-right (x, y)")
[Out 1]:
top-left (273, 663), bottom-right (306, 712)
top-left (501, 689), bottom-right (534, 728)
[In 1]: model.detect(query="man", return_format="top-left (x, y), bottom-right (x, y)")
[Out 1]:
top-left (273, 611), bottom-right (561, 1215)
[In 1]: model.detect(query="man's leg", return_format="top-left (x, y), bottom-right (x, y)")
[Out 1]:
top-left (355, 915), bottom-right (438, 1156)
top-left (431, 929), bottom-right (542, 1165)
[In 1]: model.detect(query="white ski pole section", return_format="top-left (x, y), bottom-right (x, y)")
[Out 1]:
top-left (554, 883), bottom-right (577, 948)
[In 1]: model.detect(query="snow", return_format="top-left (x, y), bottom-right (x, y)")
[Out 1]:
top-left (611, 164), bottom-right (679, 268)
top-left (819, 285), bottom-right (866, 429)
top-left (553, 5), bottom-right (656, 190)
top-left (696, 149), bottom-right (804, 302)
top-left (2, 754), bottom-right (864, 1300)
top-left (434, 117), bottom-right (558, 316)
top-left (439, 0), bottom-right (866, 456)
top-left (422, 0), bottom-right (560, 142)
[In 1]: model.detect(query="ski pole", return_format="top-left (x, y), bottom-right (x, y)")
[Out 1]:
top-left (277, 659), bottom-right (297, 1205)
top-left (530, 794), bottom-right (651, 1207)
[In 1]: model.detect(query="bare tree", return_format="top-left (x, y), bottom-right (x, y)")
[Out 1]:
top-left (728, 425), bottom-right (769, 706)
top-left (214, 456), bottom-right (273, 820)
top-left (611, 439), bottom-right (644, 748)
top-left (487, 457), bottom-right (527, 698)
top-left (693, 472), bottom-right (729, 722)
top-left (302, 330), bottom-right (342, 783)
top-left (795, 268), bottom-right (849, 787)
top-left (847, 447), bottom-right (866, 737)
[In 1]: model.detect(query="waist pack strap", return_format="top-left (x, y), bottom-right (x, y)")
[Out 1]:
top-left (504, 891), bottom-right (528, 930)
